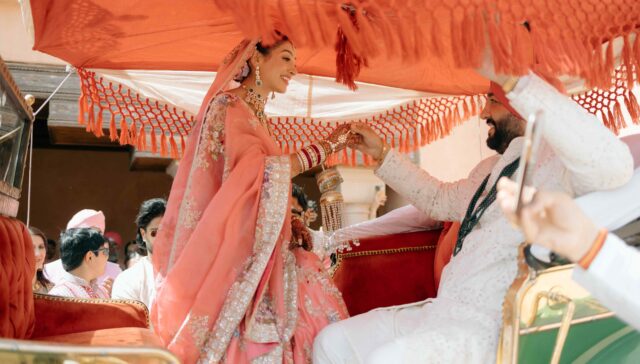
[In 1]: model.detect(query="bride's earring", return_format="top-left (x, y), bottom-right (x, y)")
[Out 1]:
top-left (255, 65), bottom-right (263, 87)
top-left (271, 92), bottom-right (276, 100)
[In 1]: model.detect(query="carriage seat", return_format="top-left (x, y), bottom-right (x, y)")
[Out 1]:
top-left (0, 216), bottom-right (176, 362)
top-left (332, 222), bottom-right (460, 316)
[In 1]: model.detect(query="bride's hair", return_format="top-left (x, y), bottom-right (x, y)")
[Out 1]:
top-left (234, 32), bottom-right (291, 83)
top-left (256, 32), bottom-right (290, 56)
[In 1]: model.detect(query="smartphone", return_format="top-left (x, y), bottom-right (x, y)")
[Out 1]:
top-left (514, 111), bottom-right (544, 215)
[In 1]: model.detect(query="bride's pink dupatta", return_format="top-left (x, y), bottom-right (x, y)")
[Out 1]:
top-left (152, 40), bottom-right (299, 363)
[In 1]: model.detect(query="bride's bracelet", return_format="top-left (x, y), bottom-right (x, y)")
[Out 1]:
top-left (296, 141), bottom-right (331, 172)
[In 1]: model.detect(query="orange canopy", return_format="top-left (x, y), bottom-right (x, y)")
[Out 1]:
top-left (27, 0), bottom-right (640, 162)
top-left (30, 0), bottom-right (640, 94)
top-left (28, 0), bottom-right (483, 95)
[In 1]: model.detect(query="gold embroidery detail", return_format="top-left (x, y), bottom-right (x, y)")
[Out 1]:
top-left (187, 314), bottom-right (211, 349)
top-left (250, 345), bottom-right (283, 364)
top-left (246, 294), bottom-right (279, 342)
top-left (211, 119), bottom-right (225, 160)
top-left (197, 156), bottom-right (291, 363)
top-left (33, 293), bottom-right (150, 327)
top-left (179, 195), bottom-right (202, 230)
top-left (281, 248), bottom-right (299, 340)
top-left (297, 263), bottom-right (348, 322)
top-left (248, 115), bottom-right (260, 129)
top-left (332, 244), bottom-right (437, 277)
top-left (222, 41), bottom-right (248, 66)
top-left (304, 295), bottom-right (321, 317)
top-left (195, 94), bottom-right (228, 170)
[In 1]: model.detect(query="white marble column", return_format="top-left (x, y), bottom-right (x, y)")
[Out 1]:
top-left (333, 166), bottom-right (385, 227)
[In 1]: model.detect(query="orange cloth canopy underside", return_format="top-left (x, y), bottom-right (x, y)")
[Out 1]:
top-left (28, 0), bottom-right (640, 161)
top-left (29, 0), bottom-right (485, 95)
top-left (30, 0), bottom-right (640, 95)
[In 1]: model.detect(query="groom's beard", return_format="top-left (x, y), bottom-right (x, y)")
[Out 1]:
top-left (486, 114), bottom-right (523, 154)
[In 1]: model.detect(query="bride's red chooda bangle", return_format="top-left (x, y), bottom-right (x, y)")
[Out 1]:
top-left (296, 141), bottom-right (330, 173)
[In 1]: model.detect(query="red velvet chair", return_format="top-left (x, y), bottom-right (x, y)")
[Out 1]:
top-left (0, 215), bottom-right (178, 363)
top-left (332, 223), bottom-right (460, 316)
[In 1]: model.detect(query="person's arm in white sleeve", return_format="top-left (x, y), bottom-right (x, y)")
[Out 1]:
top-left (497, 179), bottom-right (640, 331)
top-left (507, 73), bottom-right (633, 194)
top-left (310, 205), bottom-right (441, 259)
top-left (337, 204), bottom-right (441, 240)
top-left (111, 270), bottom-right (140, 301)
top-left (374, 151), bottom-right (498, 222)
top-left (572, 234), bottom-right (640, 331)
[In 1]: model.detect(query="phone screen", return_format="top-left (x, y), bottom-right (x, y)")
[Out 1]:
top-left (514, 112), bottom-right (544, 215)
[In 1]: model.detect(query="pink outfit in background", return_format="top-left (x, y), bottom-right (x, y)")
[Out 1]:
top-left (47, 208), bottom-right (119, 285)
top-left (48, 271), bottom-right (110, 299)
top-left (44, 259), bottom-right (121, 285)
top-left (152, 39), bottom-right (348, 364)
top-left (66, 209), bottom-right (105, 231)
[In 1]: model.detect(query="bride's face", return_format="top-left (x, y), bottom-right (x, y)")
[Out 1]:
top-left (258, 41), bottom-right (297, 94)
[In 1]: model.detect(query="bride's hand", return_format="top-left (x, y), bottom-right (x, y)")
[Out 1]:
top-left (349, 122), bottom-right (384, 158)
top-left (290, 216), bottom-right (313, 251)
top-left (325, 124), bottom-right (353, 153)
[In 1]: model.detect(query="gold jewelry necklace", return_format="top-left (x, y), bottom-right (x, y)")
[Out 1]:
top-left (241, 85), bottom-right (267, 121)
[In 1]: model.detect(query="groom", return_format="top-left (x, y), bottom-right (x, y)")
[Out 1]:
top-left (312, 60), bottom-right (634, 362)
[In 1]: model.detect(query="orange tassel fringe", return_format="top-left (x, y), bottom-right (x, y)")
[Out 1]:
top-left (77, 61), bottom-right (638, 167)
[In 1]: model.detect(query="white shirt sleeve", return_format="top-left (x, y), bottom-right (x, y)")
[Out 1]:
top-left (311, 205), bottom-right (443, 259)
top-left (374, 150), bottom-right (498, 221)
top-left (508, 73), bottom-right (634, 194)
top-left (335, 204), bottom-right (441, 240)
top-left (111, 268), bottom-right (141, 302)
top-left (572, 234), bottom-right (640, 331)
top-left (48, 284), bottom-right (75, 298)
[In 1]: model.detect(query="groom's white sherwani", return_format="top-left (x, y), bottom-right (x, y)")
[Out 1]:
top-left (313, 73), bottom-right (634, 364)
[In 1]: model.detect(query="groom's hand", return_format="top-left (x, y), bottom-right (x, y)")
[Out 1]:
top-left (349, 122), bottom-right (384, 158)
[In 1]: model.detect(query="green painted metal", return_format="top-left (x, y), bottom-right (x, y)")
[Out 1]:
top-left (518, 317), bottom-right (640, 363)
top-left (573, 326), bottom-right (638, 363)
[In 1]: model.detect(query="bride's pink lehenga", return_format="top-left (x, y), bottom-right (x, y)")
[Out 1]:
top-left (151, 39), bottom-right (349, 363)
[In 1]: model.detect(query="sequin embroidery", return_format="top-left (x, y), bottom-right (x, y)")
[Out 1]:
top-left (197, 156), bottom-right (291, 363)
top-left (179, 195), bottom-right (202, 230)
top-left (195, 94), bottom-right (228, 170)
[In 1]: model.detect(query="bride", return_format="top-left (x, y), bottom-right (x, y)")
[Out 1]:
top-left (151, 36), bottom-right (354, 363)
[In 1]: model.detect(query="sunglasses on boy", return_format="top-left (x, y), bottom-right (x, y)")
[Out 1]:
top-left (93, 247), bottom-right (110, 256)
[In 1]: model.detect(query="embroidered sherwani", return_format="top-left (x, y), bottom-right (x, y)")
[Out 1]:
top-left (313, 73), bottom-right (633, 363)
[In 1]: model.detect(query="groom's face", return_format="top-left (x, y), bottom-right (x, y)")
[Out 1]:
top-left (481, 94), bottom-right (526, 154)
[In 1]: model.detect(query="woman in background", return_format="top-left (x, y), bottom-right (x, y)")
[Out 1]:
top-left (29, 227), bottom-right (53, 294)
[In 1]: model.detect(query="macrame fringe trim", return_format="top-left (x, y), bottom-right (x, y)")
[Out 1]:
top-left (77, 68), bottom-right (192, 158)
top-left (573, 67), bottom-right (640, 135)
top-left (274, 95), bottom-right (485, 167)
top-left (76, 66), bottom-right (639, 166)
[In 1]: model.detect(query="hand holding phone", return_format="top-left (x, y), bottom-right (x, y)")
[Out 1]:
top-left (514, 111), bottom-right (544, 215)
